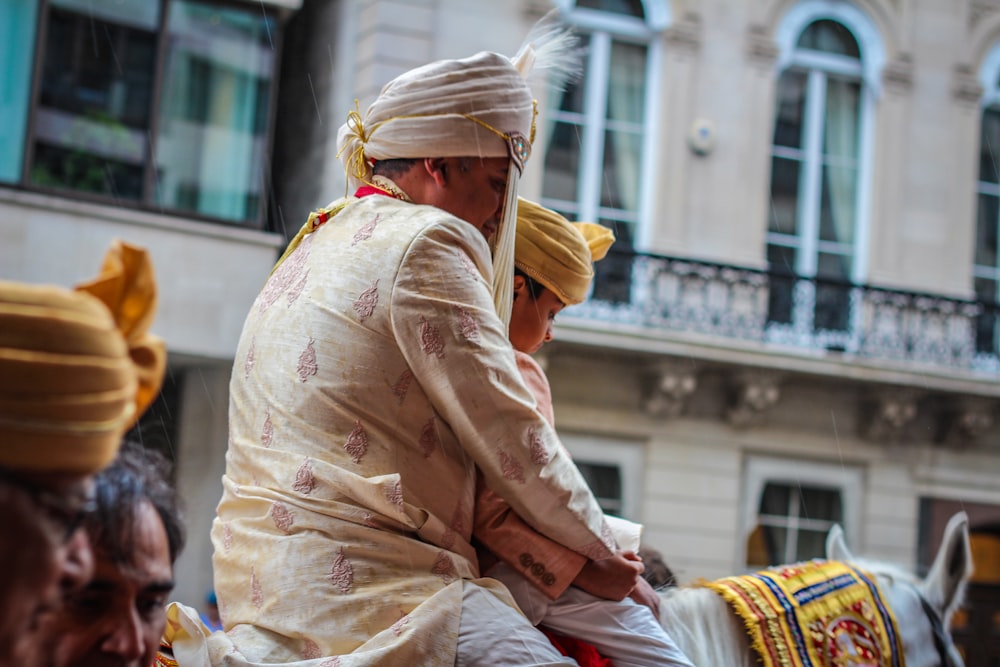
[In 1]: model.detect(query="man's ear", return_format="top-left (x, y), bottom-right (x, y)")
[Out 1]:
top-left (425, 158), bottom-right (448, 186)
top-left (512, 274), bottom-right (527, 301)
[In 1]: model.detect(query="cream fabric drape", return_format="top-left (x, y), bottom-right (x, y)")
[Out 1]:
top-left (170, 195), bottom-right (613, 666)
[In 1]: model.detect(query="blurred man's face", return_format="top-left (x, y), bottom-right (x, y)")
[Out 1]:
top-left (0, 472), bottom-right (96, 667)
top-left (429, 157), bottom-right (510, 240)
top-left (43, 500), bottom-right (174, 667)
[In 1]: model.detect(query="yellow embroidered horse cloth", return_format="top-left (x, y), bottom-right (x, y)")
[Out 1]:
top-left (705, 560), bottom-right (904, 667)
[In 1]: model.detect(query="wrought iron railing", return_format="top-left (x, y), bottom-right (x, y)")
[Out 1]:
top-left (569, 249), bottom-right (1000, 375)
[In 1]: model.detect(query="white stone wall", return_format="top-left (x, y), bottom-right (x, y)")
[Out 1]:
top-left (172, 366), bottom-right (232, 610)
top-left (0, 190), bottom-right (283, 359)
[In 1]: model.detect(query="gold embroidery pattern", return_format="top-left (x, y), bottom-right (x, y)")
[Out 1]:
top-left (271, 502), bottom-right (293, 534)
top-left (391, 369), bottom-right (413, 404)
top-left (432, 551), bottom-right (457, 584)
top-left (419, 417), bottom-right (438, 458)
top-left (329, 548), bottom-right (353, 594)
top-left (352, 214), bottom-right (380, 246)
top-left (418, 316), bottom-right (445, 358)
top-left (353, 280), bottom-right (379, 322)
top-left (296, 338), bottom-right (318, 382)
top-left (261, 410), bottom-right (273, 448)
top-left (499, 449), bottom-right (525, 483)
top-left (528, 429), bottom-right (549, 466)
top-left (705, 561), bottom-right (903, 667)
top-left (344, 421), bottom-right (368, 464)
top-left (250, 566), bottom-right (263, 610)
top-left (293, 458), bottom-right (316, 494)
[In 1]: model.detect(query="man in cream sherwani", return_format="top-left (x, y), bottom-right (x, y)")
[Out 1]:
top-left (163, 35), bottom-right (642, 667)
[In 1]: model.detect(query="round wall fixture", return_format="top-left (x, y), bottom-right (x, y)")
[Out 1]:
top-left (688, 118), bottom-right (716, 155)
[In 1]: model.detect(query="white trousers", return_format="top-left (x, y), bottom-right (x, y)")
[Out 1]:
top-left (487, 562), bottom-right (696, 667)
top-left (456, 580), bottom-right (576, 666)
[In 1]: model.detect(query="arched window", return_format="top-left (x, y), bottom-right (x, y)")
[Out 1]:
top-left (973, 43), bottom-right (1000, 356)
top-left (544, 0), bottom-right (667, 301)
top-left (766, 2), bottom-right (881, 346)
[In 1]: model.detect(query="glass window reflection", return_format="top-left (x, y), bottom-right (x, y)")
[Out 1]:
top-left (22, 0), bottom-right (277, 226)
top-left (155, 1), bottom-right (275, 223)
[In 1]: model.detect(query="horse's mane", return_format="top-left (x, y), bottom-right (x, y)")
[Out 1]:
top-left (659, 585), bottom-right (754, 667)
top-left (849, 556), bottom-right (917, 584)
top-left (852, 554), bottom-right (968, 628)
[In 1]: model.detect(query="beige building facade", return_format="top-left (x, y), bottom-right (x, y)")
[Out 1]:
top-left (2, 0), bottom-right (998, 658)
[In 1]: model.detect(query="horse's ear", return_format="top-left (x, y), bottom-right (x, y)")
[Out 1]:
top-left (825, 524), bottom-right (852, 562)
top-left (922, 511), bottom-right (973, 615)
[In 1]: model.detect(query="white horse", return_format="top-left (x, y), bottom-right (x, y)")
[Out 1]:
top-left (658, 512), bottom-right (972, 667)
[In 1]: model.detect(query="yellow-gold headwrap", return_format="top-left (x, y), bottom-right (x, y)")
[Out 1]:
top-left (0, 240), bottom-right (166, 474)
top-left (514, 198), bottom-right (615, 305)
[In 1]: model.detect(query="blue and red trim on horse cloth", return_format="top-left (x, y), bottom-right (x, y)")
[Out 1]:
top-left (705, 559), bottom-right (904, 667)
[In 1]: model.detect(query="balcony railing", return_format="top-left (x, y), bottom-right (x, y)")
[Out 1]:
top-left (569, 249), bottom-right (1000, 375)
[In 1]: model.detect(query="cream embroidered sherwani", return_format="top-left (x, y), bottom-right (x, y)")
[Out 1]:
top-left (475, 351), bottom-right (642, 601)
top-left (474, 352), bottom-right (587, 600)
top-left (198, 195), bottom-right (613, 666)
top-left (472, 353), bottom-right (690, 667)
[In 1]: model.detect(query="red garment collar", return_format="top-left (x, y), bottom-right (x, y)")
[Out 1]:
top-left (354, 181), bottom-right (409, 201)
top-left (354, 184), bottom-right (393, 198)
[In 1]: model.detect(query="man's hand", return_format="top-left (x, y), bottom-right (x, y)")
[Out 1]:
top-left (572, 550), bottom-right (645, 601)
top-left (628, 575), bottom-right (662, 618)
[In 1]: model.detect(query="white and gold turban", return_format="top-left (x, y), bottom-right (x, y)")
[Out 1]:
top-left (333, 14), bottom-right (578, 326)
top-left (337, 51), bottom-right (535, 188)
top-left (0, 241), bottom-right (166, 474)
top-left (514, 198), bottom-right (615, 305)
top-left (337, 50), bottom-right (539, 325)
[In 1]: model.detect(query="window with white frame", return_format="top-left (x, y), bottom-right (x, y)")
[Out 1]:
top-left (559, 432), bottom-right (644, 520)
top-left (766, 2), bottom-right (882, 342)
top-left (742, 456), bottom-right (862, 569)
top-left (974, 43), bottom-right (1000, 356)
top-left (544, 0), bottom-right (666, 302)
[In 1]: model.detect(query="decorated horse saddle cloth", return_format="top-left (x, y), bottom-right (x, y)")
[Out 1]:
top-left (706, 560), bottom-right (904, 667)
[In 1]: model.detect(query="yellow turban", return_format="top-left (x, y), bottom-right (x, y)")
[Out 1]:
top-left (0, 240), bottom-right (166, 474)
top-left (514, 198), bottom-right (615, 305)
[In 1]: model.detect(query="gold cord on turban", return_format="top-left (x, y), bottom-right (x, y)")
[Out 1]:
top-left (0, 240), bottom-right (166, 474)
top-left (514, 198), bottom-right (616, 306)
top-left (330, 14), bottom-right (578, 327)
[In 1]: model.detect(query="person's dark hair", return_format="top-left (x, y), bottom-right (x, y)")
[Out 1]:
top-left (85, 440), bottom-right (185, 564)
top-left (514, 268), bottom-right (546, 301)
top-left (638, 544), bottom-right (677, 590)
top-left (372, 158), bottom-right (418, 178)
